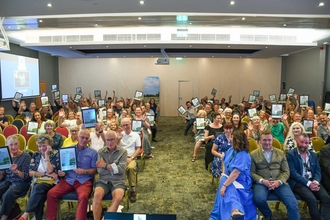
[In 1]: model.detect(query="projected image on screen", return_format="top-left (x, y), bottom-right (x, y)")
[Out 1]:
top-left (0, 52), bottom-right (39, 100)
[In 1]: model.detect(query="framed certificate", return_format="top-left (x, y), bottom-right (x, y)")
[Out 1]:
top-left (278, 93), bottom-right (287, 103)
top-left (0, 146), bottom-right (12, 170)
top-left (62, 94), bottom-right (68, 103)
top-left (271, 104), bottom-right (283, 119)
top-left (98, 99), bottom-right (105, 108)
top-left (248, 108), bottom-right (257, 118)
top-left (207, 99), bottom-right (213, 103)
top-left (147, 115), bottom-right (155, 126)
top-left (248, 94), bottom-right (256, 104)
top-left (54, 91), bottom-right (60, 100)
top-left (196, 118), bottom-right (205, 130)
top-left (51, 84), bottom-right (57, 92)
top-left (303, 120), bottom-right (314, 134)
top-left (211, 88), bottom-right (217, 96)
top-left (13, 92), bottom-right (23, 103)
top-left (94, 90), bottom-right (101, 99)
top-left (73, 94), bottom-right (82, 103)
top-left (287, 87), bottom-right (295, 96)
top-left (299, 95), bottom-right (309, 108)
top-left (324, 103), bottom-right (330, 114)
top-left (269, 94), bottom-right (277, 103)
top-left (134, 90), bottom-right (143, 101)
top-left (41, 92), bottom-right (46, 97)
top-left (132, 120), bottom-right (142, 132)
top-left (191, 97), bottom-right (200, 108)
top-left (27, 121), bottom-right (39, 135)
top-left (59, 147), bottom-right (78, 172)
top-left (41, 96), bottom-right (49, 107)
top-left (253, 90), bottom-right (260, 98)
top-left (76, 87), bottom-right (82, 95)
top-left (102, 109), bottom-right (107, 122)
top-left (177, 105), bottom-right (186, 115)
top-left (81, 108), bottom-right (97, 128)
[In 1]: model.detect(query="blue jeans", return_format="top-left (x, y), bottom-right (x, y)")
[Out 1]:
top-left (253, 183), bottom-right (300, 220)
top-left (184, 119), bottom-right (195, 133)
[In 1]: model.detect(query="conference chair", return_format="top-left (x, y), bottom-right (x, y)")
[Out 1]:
top-left (0, 126), bottom-right (2, 134)
top-left (311, 137), bottom-right (325, 152)
top-left (16, 134), bottom-right (27, 151)
top-left (12, 119), bottom-right (25, 132)
top-left (3, 125), bottom-right (18, 138)
top-left (55, 126), bottom-right (70, 138)
top-left (5, 114), bottom-right (14, 125)
top-left (248, 138), bottom-right (259, 152)
top-left (272, 138), bottom-right (282, 150)
top-left (26, 134), bottom-right (40, 153)
top-left (0, 134), bottom-right (6, 146)
top-left (241, 116), bottom-right (250, 124)
top-left (20, 125), bottom-right (32, 143)
top-left (57, 191), bottom-right (91, 220)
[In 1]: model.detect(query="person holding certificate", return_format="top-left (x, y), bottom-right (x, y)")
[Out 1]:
top-left (0, 135), bottom-right (31, 220)
top-left (92, 130), bottom-right (127, 219)
top-left (18, 134), bottom-right (59, 220)
top-left (46, 129), bottom-right (97, 220)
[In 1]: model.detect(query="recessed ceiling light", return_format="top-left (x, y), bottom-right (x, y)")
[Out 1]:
top-left (106, 46), bottom-right (109, 48)
top-left (39, 20), bottom-right (43, 22)
top-left (94, 24), bottom-right (98, 26)
top-left (212, 56), bottom-right (214, 58)
top-left (228, 46), bottom-right (230, 48)
top-left (47, 3), bottom-right (52, 7)
top-left (323, 42), bottom-right (328, 45)
top-left (230, 1), bottom-right (235, 5)
top-left (318, 2), bottom-right (324, 6)
top-left (184, 56), bottom-right (186, 57)
top-left (124, 56), bottom-right (126, 58)
top-left (144, 45), bottom-right (146, 47)
top-left (242, 17), bottom-right (245, 20)
top-left (138, 17), bottom-right (141, 20)
top-left (189, 45), bottom-right (192, 47)
top-left (283, 24), bottom-right (287, 27)
top-left (69, 47), bottom-right (72, 49)
top-left (151, 56), bottom-right (153, 57)
top-left (140, 1), bottom-right (145, 5)
top-left (189, 22), bottom-right (192, 25)
top-left (8, 26), bottom-right (11, 29)
top-left (265, 46), bottom-right (268, 48)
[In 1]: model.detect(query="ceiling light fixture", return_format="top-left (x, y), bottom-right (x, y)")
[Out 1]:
top-left (189, 45), bottom-right (192, 47)
top-left (94, 24), bottom-right (98, 26)
top-left (138, 17), bottom-right (141, 20)
top-left (318, 2), bottom-right (324, 6)
top-left (230, 1), bottom-right (235, 5)
top-left (265, 46), bottom-right (268, 48)
top-left (228, 46), bottom-right (230, 48)
top-left (39, 20), bottom-right (43, 22)
top-left (140, 1), bottom-right (145, 5)
top-left (242, 17), bottom-right (245, 20)
top-left (106, 46), bottom-right (109, 48)
top-left (283, 24), bottom-right (287, 27)
top-left (47, 3), bottom-right (52, 7)
top-left (189, 22), bottom-right (192, 25)
top-left (69, 47), bottom-right (72, 49)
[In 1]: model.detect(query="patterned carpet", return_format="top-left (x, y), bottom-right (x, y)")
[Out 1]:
top-left (15, 116), bottom-right (312, 220)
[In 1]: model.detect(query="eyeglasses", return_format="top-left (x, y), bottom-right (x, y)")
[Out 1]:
top-left (106, 138), bottom-right (116, 142)
top-left (122, 124), bottom-right (130, 127)
top-left (71, 130), bottom-right (78, 132)
top-left (79, 136), bottom-right (89, 140)
top-left (36, 137), bottom-right (49, 142)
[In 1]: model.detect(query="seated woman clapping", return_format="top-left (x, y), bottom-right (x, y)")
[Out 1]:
top-left (19, 134), bottom-right (59, 220)
top-left (246, 116), bottom-right (265, 142)
top-left (209, 130), bottom-right (256, 220)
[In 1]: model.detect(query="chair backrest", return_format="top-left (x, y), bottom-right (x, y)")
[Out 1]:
top-left (12, 119), bottom-right (25, 132)
top-left (248, 138), bottom-right (259, 152)
top-left (15, 115), bottom-right (26, 122)
top-left (3, 125), bottom-right (19, 138)
top-left (55, 127), bottom-right (70, 138)
top-left (5, 114), bottom-right (14, 125)
top-left (311, 137), bottom-right (325, 152)
top-left (0, 126), bottom-right (2, 134)
top-left (52, 111), bottom-right (60, 120)
top-left (27, 134), bottom-right (40, 152)
top-left (0, 134), bottom-right (6, 146)
top-left (272, 138), bottom-right (283, 151)
top-left (242, 117), bottom-right (250, 124)
top-left (62, 135), bottom-right (66, 143)
top-left (20, 125), bottom-right (32, 143)
top-left (16, 134), bottom-right (27, 151)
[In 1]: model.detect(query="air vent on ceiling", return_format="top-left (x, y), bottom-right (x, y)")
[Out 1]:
top-left (118, 34), bottom-right (132, 41)
top-left (171, 34), bottom-right (185, 41)
top-left (284, 36), bottom-right (297, 42)
top-left (240, 34), bottom-right (255, 41)
top-left (201, 34), bottom-right (215, 41)
top-left (269, 35), bottom-right (284, 42)
top-left (186, 34), bottom-right (200, 41)
top-left (103, 34), bottom-right (117, 41)
top-left (255, 35), bottom-right (268, 42)
top-left (216, 34), bottom-right (230, 41)
top-left (66, 35), bottom-right (80, 42)
top-left (147, 34), bottom-right (161, 41)
top-left (39, 36), bottom-right (52, 43)
top-left (80, 35), bottom-right (94, 42)
top-left (137, 34), bottom-right (147, 41)
top-left (53, 36), bottom-right (63, 42)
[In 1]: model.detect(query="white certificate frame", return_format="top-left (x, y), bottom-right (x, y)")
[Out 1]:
top-left (177, 105), bottom-right (186, 115)
top-left (54, 91), bottom-right (60, 100)
top-left (269, 94), bottom-right (277, 103)
top-left (51, 84), bottom-right (57, 92)
top-left (0, 146), bottom-right (12, 170)
top-left (147, 115), bottom-right (155, 126)
top-left (41, 96), bottom-right (49, 107)
top-left (73, 94), bottom-right (82, 103)
top-left (324, 103), bottom-right (330, 114)
top-left (27, 121), bottom-right (39, 135)
top-left (59, 147), bottom-right (78, 172)
top-left (299, 95), bottom-right (309, 108)
top-left (94, 90), bottom-right (101, 99)
top-left (248, 94), bottom-right (256, 104)
top-left (287, 87), bottom-right (295, 96)
top-left (196, 118), bottom-right (205, 130)
top-left (76, 87), bottom-right (82, 95)
top-left (98, 99), bottom-right (105, 108)
top-left (211, 88), bottom-right (217, 96)
top-left (132, 120), bottom-right (143, 133)
top-left (303, 120), bottom-right (314, 134)
top-left (81, 108), bottom-right (97, 128)
top-left (253, 90), bottom-right (260, 98)
top-left (134, 90), bottom-right (143, 101)
top-left (271, 104), bottom-right (283, 119)
top-left (248, 108), bottom-right (257, 118)
top-left (191, 97), bottom-right (200, 108)
top-left (13, 92), bottom-right (23, 103)
top-left (62, 94), bottom-right (68, 103)
top-left (279, 93), bottom-right (287, 103)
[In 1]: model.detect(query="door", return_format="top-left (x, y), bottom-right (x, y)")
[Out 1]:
top-left (179, 81), bottom-right (194, 116)
top-left (36, 81), bottom-right (46, 108)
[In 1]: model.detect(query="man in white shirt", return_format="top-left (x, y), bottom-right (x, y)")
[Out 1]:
top-left (117, 118), bottom-right (141, 203)
top-left (90, 122), bottom-right (105, 152)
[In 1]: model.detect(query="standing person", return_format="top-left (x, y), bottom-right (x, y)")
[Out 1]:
top-left (287, 133), bottom-right (330, 220)
top-left (0, 135), bottom-right (31, 220)
top-left (250, 131), bottom-right (300, 220)
top-left (117, 118), bottom-right (141, 203)
top-left (92, 131), bottom-right (127, 219)
top-left (209, 130), bottom-right (256, 220)
top-left (46, 129), bottom-right (97, 220)
top-left (0, 107), bottom-right (8, 130)
top-left (183, 101), bottom-right (195, 136)
top-left (18, 134), bottom-right (59, 220)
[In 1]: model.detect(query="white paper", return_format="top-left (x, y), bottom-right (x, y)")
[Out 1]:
top-left (111, 163), bottom-right (119, 174)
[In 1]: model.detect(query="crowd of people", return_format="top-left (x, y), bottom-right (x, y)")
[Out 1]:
top-left (0, 91), bottom-right (159, 220)
top-left (181, 94), bottom-right (330, 220)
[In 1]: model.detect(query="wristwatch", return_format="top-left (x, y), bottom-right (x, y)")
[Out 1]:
top-left (131, 156), bottom-right (135, 160)
top-left (84, 170), bottom-right (88, 174)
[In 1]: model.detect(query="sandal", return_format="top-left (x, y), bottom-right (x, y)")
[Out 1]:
top-left (191, 157), bottom-right (196, 162)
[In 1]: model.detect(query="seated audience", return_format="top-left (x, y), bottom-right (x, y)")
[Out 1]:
top-left (41, 105), bottom-right (53, 120)
top-left (287, 133), bottom-right (330, 220)
top-left (19, 134), bottom-right (59, 220)
top-left (62, 125), bottom-right (80, 148)
top-left (258, 110), bottom-right (268, 128)
top-left (202, 113), bottom-right (224, 166)
top-left (266, 115), bottom-right (289, 144)
top-left (117, 118), bottom-right (142, 203)
top-left (89, 122), bottom-right (105, 152)
top-left (31, 111), bottom-right (47, 134)
top-left (0, 107), bottom-right (8, 130)
top-left (134, 106), bottom-right (153, 158)
top-left (205, 103), bottom-right (214, 122)
top-left (0, 135), bottom-right (31, 220)
top-left (44, 120), bottom-right (63, 150)
top-left (317, 112), bottom-right (330, 142)
top-left (210, 122), bottom-right (233, 177)
top-left (58, 110), bottom-right (76, 128)
top-left (231, 112), bottom-right (248, 132)
top-left (319, 138), bottom-right (330, 193)
top-left (250, 131), bottom-right (299, 220)
top-left (209, 130), bottom-right (256, 220)
top-left (145, 103), bottom-right (158, 142)
top-left (222, 108), bottom-right (232, 125)
top-left (46, 129), bottom-right (97, 220)
top-left (191, 110), bottom-right (211, 162)
top-left (247, 116), bottom-right (265, 142)
top-left (92, 130), bottom-right (127, 219)
top-left (183, 101), bottom-right (196, 136)
top-left (284, 122), bottom-right (314, 151)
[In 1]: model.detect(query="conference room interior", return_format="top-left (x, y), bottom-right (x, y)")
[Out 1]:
top-left (1, 1), bottom-right (330, 219)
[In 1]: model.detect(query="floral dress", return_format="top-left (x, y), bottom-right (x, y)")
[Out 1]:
top-left (211, 134), bottom-right (232, 178)
top-left (285, 136), bottom-right (314, 151)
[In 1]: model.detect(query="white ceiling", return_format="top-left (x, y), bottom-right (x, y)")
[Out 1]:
top-left (0, 0), bottom-right (330, 58)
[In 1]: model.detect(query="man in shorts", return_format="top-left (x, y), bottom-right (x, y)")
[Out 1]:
top-left (92, 130), bottom-right (127, 219)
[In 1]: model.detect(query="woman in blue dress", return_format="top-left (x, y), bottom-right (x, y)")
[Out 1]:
top-left (209, 130), bottom-right (256, 220)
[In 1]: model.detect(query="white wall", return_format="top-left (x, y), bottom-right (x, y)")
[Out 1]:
top-left (59, 57), bottom-right (281, 116)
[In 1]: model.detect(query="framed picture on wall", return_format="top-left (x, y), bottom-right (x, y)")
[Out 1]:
top-left (54, 91), bottom-right (60, 100)
top-left (324, 103), bottom-right (330, 113)
top-left (271, 104), bottom-right (283, 119)
top-left (62, 94), bottom-right (68, 103)
top-left (191, 97), bottom-right (200, 108)
top-left (303, 120), bottom-right (314, 134)
top-left (248, 94), bottom-right (256, 104)
top-left (134, 90), bottom-right (143, 101)
top-left (13, 92), bottom-right (23, 103)
top-left (76, 87), bottom-right (82, 95)
top-left (94, 90), bottom-right (101, 99)
top-left (287, 87), bottom-right (295, 96)
top-left (299, 95), bottom-right (309, 108)
top-left (269, 94), bottom-right (277, 103)
top-left (248, 108), bottom-right (257, 118)
top-left (279, 93), bottom-right (287, 103)
top-left (253, 90), bottom-right (260, 98)
top-left (211, 88), bottom-right (217, 97)
top-left (177, 105), bottom-right (186, 115)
